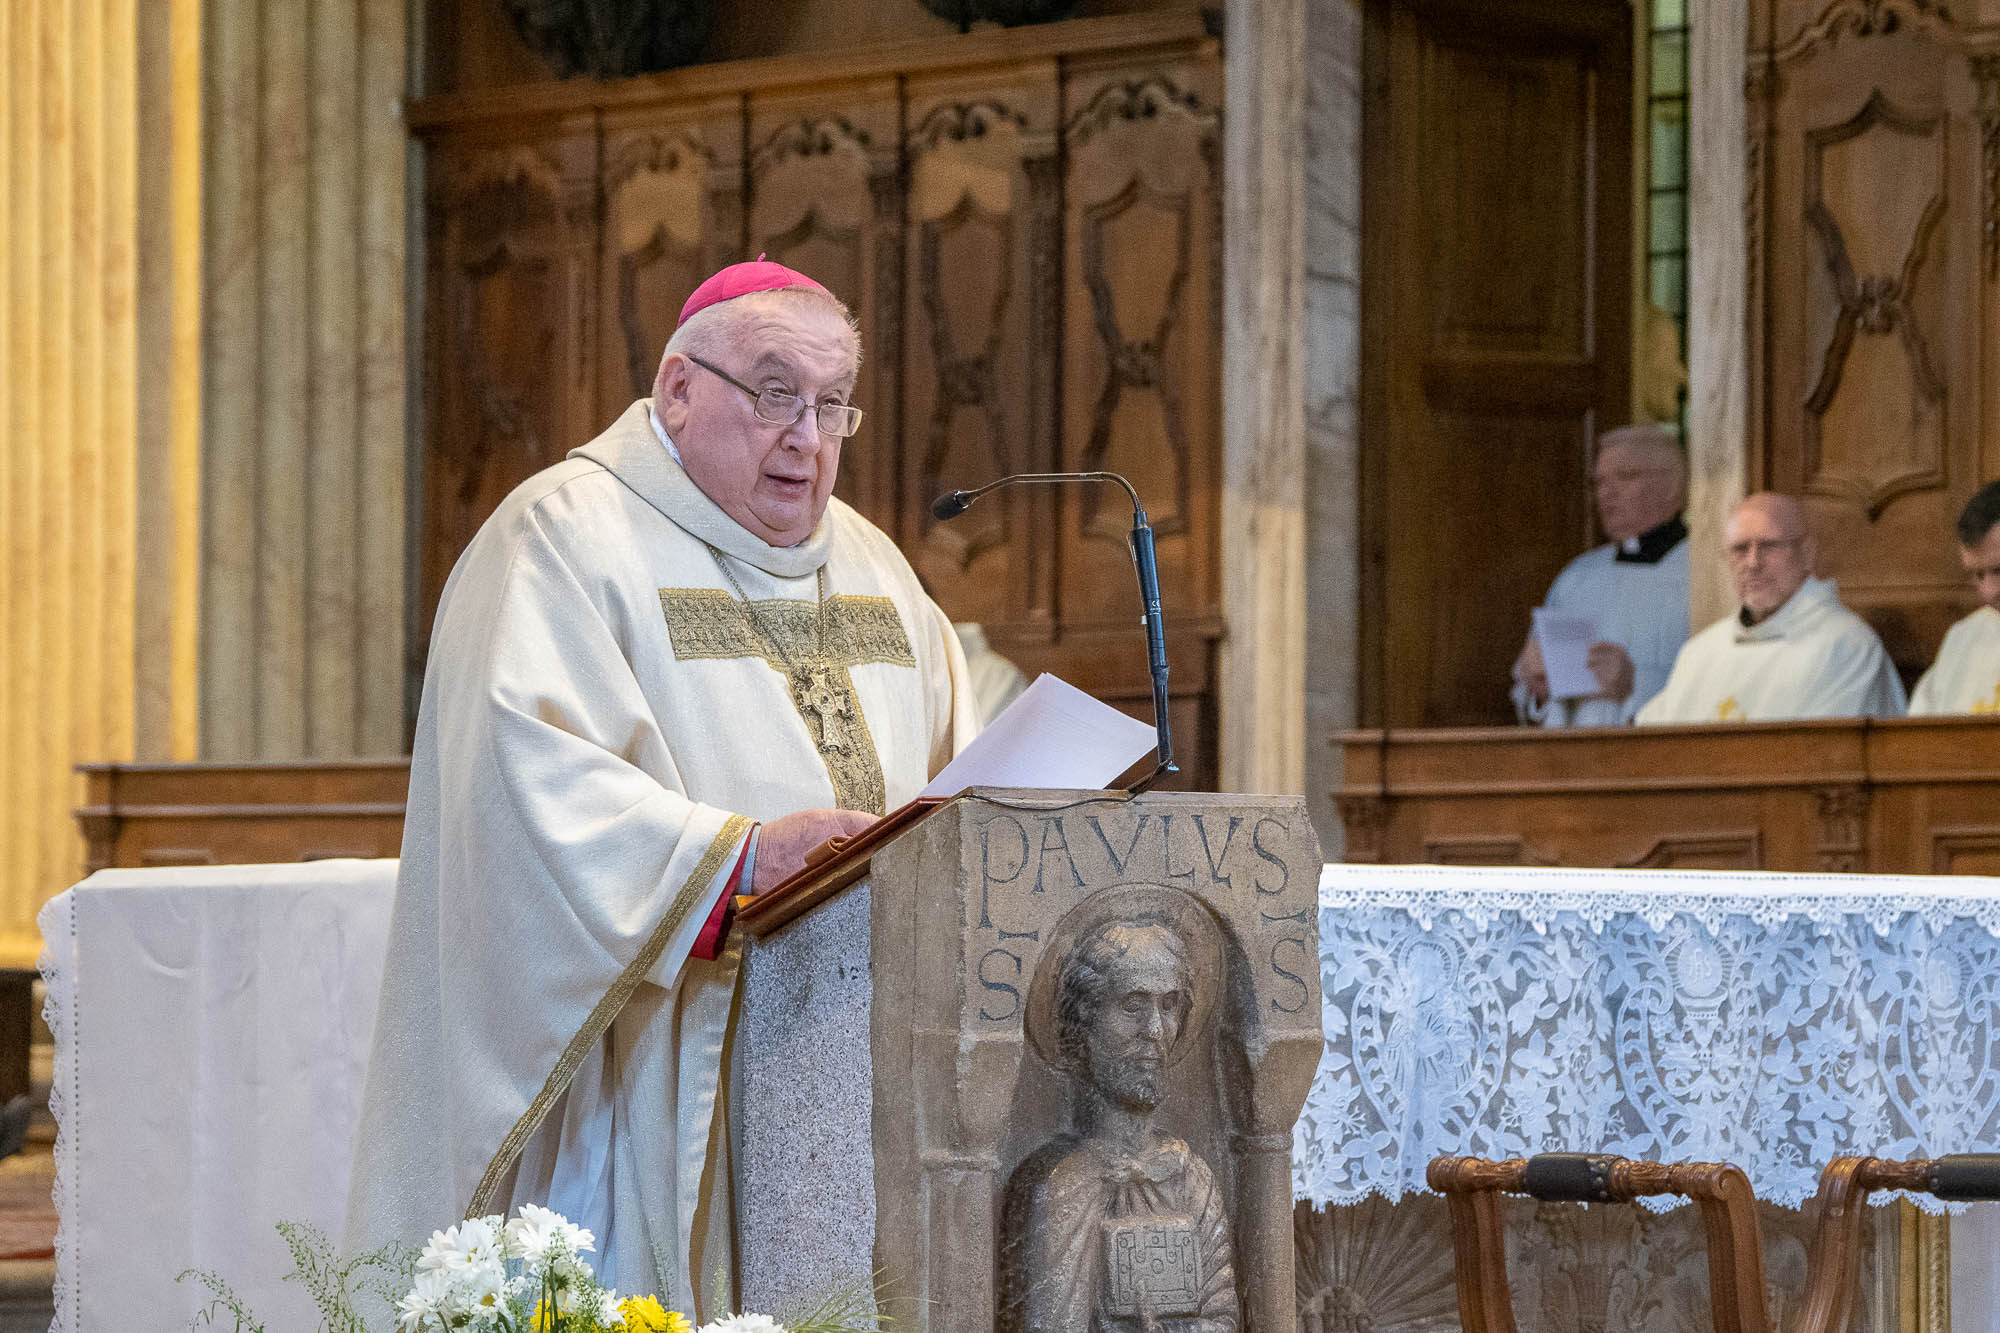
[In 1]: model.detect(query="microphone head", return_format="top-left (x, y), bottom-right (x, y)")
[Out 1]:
top-left (930, 490), bottom-right (973, 521)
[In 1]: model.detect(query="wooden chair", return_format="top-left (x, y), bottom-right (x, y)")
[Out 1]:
top-left (1796, 1154), bottom-right (2000, 1333)
top-left (1427, 1153), bottom-right (1771, 1333)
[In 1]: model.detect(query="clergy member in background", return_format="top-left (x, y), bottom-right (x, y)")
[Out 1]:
top-left (1638, 492), bottom-right (1904, 723)
top-left (1910, 478), bottom-right (2000, 715)
top-left (1511, 423), bottom-right (1691, 726)
top-left (345, 261), bottom-right (980, 1307)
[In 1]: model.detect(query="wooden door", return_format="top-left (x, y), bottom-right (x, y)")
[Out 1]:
top-left (419, 120), bottom-right (598, 678)
top-left (1750, 10), bottom-right (2000, 683)
top-left (1361, 0), bottom-right (1634, 727)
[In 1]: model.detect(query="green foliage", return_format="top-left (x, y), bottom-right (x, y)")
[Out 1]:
top-left (179, 1223), bottom-right (415, 1333)
top-left (781, 1275), bottom-right (890, 1333)
top-left (176, 1266), bottom-right (265, 1333)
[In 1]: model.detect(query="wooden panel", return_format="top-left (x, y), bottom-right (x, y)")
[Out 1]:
top-left (1059, 56), bottom-right (1223, 624)
top-left (1361, 0), bottom-right (1632, 727)
top-left (901, 70), bottom-right (1061, 628)
top-left (420, 120), bottom-right (598, 671)
top-left (1336, 716), bottom-right (2000, 875)
top-left (597, 97), bottom-right (742, 424)
top-left (77, 762), bottom-right (410, 872)
top-left (747, 82), bottom-right (903, 526)
top-left (1751, 17), bottom-right (1997, 683)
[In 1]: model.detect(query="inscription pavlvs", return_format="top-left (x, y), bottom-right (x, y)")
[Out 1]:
top-left (969, 809), bottom-right (1316, 1025)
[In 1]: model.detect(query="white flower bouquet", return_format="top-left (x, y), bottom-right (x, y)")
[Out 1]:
top-left (181, 1205), bottom-right (881, 1333)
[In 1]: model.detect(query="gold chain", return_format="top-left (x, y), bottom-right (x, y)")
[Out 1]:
top-left (703, 544), bottom-right (827, 685)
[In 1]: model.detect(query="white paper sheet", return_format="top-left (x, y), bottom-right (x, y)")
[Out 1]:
top-left (1532, 606), bottom-right (1602, 700)
top-left (921, 672), bottom-right (1158, 797)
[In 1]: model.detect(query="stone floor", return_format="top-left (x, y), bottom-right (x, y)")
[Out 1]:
top-left (0, 1123), bottom-right (56, 1332)
top-left (0, 1007), bottom-right (57, 1332)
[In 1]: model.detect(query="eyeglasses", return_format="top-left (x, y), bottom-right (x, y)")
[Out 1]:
top-left (1726, 536), bottom-right (1805, 563)
top-left (683, 354), bottom-right (864, 439)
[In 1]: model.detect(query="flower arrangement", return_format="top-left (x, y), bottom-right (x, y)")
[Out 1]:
top-left (181, 1206), bottom-right (880, 1333)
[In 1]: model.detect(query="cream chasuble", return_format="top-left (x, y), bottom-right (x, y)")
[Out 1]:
top-left (345, 400), bottom-right (979, 1307)
top-left (1636, 576), bottom-right (1906, 724)
top-left (1910, 606), bottom-right (2000, 715)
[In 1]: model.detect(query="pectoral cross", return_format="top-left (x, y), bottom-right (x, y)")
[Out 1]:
top-left (660, 585), bottom-right (916, 814)
top-left (1973, 682), bottom-right (2000, 715)
top-left (794, 667), bottom-right (856, 754)
top-left (1716, 696), bottom-right (1745, 721)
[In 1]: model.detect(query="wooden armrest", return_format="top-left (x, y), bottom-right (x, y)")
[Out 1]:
top-left (1428, 1153), bottom-right (1769, 1333)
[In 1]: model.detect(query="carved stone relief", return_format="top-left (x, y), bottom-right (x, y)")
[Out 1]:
top-left (1291, 1194), bottom-right (1886, 1333)
top-left (1000, 910), bottom-right (1239, 1331)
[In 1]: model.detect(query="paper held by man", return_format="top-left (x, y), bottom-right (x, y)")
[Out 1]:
top-left (737, 673), bottom-right (1157, 933)
top-left (1532, 606), bottom-right (1602, 700)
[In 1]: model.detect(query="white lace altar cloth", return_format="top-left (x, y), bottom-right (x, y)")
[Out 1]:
top-left (1293, 863), bottom-right (2000, 1212)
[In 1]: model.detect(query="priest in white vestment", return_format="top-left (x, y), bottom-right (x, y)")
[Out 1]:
top-left (1511, 423), bottom-right (1691, 726)
top-left (1638, 492), bottom-right (1905, 723)
top-left (345, 260), bottom-right (979, 1309)
top-left (1911, 479), bottom-right (2000, 715)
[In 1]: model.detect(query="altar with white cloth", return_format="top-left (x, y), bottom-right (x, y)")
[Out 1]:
top-left (38, 858), bottom-right (2000, 1331)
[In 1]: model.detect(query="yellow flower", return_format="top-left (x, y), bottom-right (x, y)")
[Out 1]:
top-left (619, 1294), bottom-right (691, 1333)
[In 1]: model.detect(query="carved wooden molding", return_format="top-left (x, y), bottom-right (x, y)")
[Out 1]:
top-left (1799, 91), bottom-right (1948, 517)
top-left (1064, 76), bottom-right (1219, 149)
top-left (1420, 835), bottom-right (1561, 868)
top-left (1334, 795), bottom-right (1386, 864)
top-left (1814, 785), bottom-right (1873, 871)
top-left (1975, 54), bottom-right (2000, 281)
top-left (1077, 178), bottom-right (1194, 537)
top-left (616, 223), bottom-right (700, 398)
top-left (604, 127), bottom-right (710, 194)
top-left (1770, 0), bottom-right (1979, 65)
top-left (432, 143), bottom-right (571, 216)
top-left (1618, 832), bottom-right (1764, 870)
top-left (917, 198), bottom-right (1014, 570)
top-left (910, 99), bottom-right (1028, 153)
top-left (1929, 825), bottom-right (2000, 872)
top-left (1900, 1199), bottom-right (1951, 1333)
top-left (1292, 1198), bottom-right (1457, 1333)
top-left (750, 114), bottom-right (873, 176)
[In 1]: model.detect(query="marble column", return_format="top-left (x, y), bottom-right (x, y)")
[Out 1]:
top-left (1302, 0), bottom-right (1364, 855)
top-left (1686, 0), bottom-right (1751, 630)
top-left (1221, 0), bottom-right (1309, 799)
top-left (199, 0), bottom-right (408, 760)
top-left (0, 0), bottom-right (148, 965)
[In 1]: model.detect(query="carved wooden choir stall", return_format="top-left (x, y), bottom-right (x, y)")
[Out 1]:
top-left (1336, 716), bottom-right (2000, 875)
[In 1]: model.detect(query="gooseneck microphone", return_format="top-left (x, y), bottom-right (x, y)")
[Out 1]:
top-left (930, 472), bottom-right (1176, 792)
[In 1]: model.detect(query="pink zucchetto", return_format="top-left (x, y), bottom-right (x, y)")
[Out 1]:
top-left (677, 255), bottom-right (831, 327)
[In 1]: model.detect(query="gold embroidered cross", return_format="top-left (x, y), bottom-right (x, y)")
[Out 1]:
top-left (659, 587), bottom-right (915, 814)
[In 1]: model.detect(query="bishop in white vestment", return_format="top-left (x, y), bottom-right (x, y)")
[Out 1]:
top-left (345, 262), bottom-right (979, 1308)
top-left (1910, 480), bottom-right (2000, 715)
top-left (1638, 493), bottom-right (1905, 724)
top-left (1513, 424), bottom-right (1690, 726)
